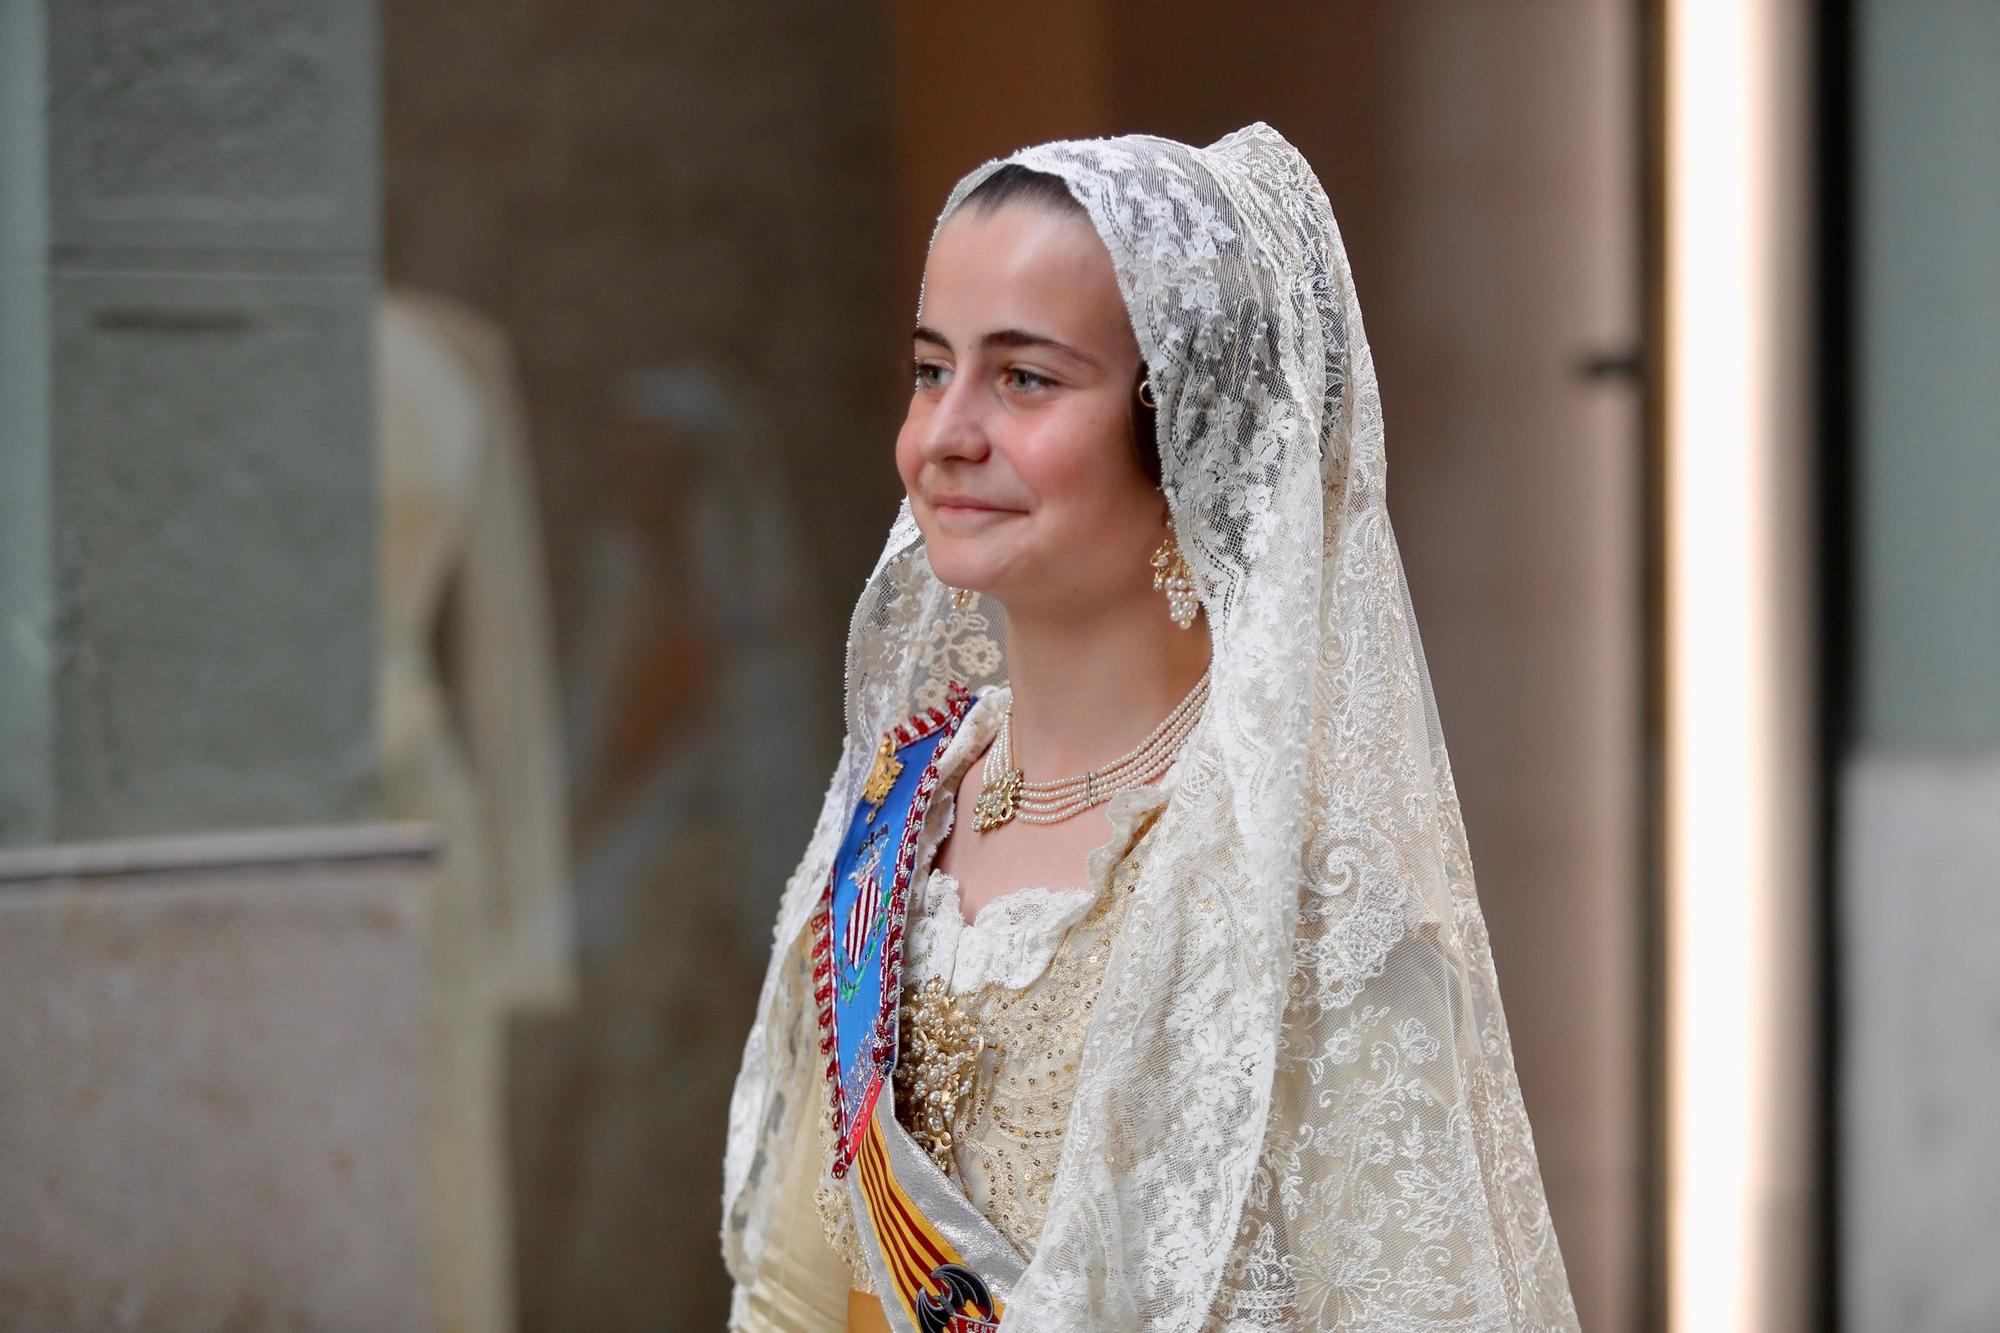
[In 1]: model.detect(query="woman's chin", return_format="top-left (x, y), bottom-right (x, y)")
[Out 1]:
top-left (928, 560), bottom-right (1010, 606)
top-left (931, 569), bottom-right (992, 596)
top-left (925, 544), bottom-right (1001, 592)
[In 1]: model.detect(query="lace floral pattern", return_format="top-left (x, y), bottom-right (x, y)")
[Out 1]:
top-left (905, 871), bottom-right (1095, 993)
top-left (724, 123), bottom-right (1580, 1332)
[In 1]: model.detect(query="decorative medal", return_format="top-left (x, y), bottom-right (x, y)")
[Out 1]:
top-left (916, 1263), bottom-right (1000, 1333)
top-left (862, 735), bottom-right (904, 822)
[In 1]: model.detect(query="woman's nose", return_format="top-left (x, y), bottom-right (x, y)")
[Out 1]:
top-left (917, 378), bottom-right (990, 464)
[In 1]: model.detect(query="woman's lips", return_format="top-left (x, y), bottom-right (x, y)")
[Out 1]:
top-left (934, 504), bottom-right (1015, 528)
top-left (931, 496), bottom-right (1018, 519)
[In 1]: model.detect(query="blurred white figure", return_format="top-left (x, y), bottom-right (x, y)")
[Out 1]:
top-left (376, 288), bottom-right (574, 1333)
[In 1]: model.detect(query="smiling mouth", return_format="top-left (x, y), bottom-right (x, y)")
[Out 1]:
top-left (930, 496), bottom-right (1017, 515)
top-left (933, 507), bottom-right (1015, 531)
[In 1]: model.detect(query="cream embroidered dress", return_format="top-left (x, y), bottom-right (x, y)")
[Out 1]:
top-left (729, 683), bottom-right (1174, 1326)
top-left (817, 683), bottom-right (1177, 1293)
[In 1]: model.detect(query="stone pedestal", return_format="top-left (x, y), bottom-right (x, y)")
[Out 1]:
top-left (0, 824), bottom-right (436, 1333)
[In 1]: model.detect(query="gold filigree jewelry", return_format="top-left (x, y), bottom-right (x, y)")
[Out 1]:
top-left (861, 735), bottom-right (903, 819)
top-left (894, 975), bottom-right (985, 1176)
top-left (948, 585), bottom-right (976, 611)
top-left (1151, 525), bottom-right (1199, 629)
top-left (974, 666), bottom-right (1210, 831)
top-left (971, 762), bottom-right (1023, 833)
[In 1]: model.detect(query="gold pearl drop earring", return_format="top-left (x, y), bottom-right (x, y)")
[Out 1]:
top-left (1151, 523), bottom-right (1199, 629)
top-left (948, 586), bottom-right (976, 611)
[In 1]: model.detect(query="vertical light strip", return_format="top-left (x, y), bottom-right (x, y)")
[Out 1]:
top-left (1663, 1), bottom-right (1799, 1330)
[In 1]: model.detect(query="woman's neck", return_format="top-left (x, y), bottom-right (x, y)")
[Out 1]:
top-left (999, 594), bottom-right (1213, 779)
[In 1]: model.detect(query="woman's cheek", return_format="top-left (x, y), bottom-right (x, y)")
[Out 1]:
top-left (1017, 412), bottom-right (1100, 494)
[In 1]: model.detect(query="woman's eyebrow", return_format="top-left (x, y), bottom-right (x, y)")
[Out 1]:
top-left (911, 324), bottom-right (1103, 370)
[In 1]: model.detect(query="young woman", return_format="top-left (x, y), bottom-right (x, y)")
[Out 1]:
top-left (722, 124), bottom-right (1580, 1333)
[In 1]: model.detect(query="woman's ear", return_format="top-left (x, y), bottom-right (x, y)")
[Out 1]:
top-left (1132, 361), bottom-right (1161, 488)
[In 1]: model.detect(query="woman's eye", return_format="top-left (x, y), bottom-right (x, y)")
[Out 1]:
top-left (1006, 367), bottom-right (1053, 392)
top-left (911, 359), bottom-right (949, 391)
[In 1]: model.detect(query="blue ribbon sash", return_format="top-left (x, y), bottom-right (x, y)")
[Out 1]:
top-left (811, 678), bottom-right (1029, 1332)
top-left (813, 679), bottom-right (974, 1174)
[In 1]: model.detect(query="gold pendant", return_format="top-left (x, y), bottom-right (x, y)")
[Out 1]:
top-left (971, 766), bottom-right (1022, 833)
top-left (895, 976), bottom-right (985, 1176)
top-left (862, 735), bottom-right (904, 821)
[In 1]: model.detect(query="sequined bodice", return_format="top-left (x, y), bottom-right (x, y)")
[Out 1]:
top-left (904, 849), bottom-right (1146, 1255)
top-left (812, 685), bottom-right (1174, 1289)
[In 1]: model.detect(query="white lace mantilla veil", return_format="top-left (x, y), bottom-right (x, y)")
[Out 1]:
top-left (722, 122), bottom-right (1581, 1331)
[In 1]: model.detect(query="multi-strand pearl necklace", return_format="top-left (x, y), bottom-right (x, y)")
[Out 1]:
top-left (972, 667), bottom-right (1211, 832)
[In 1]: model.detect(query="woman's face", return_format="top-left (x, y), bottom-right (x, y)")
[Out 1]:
top-left (896, 200), bottom-right (1159, 622)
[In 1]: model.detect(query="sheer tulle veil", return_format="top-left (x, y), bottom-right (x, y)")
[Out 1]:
top-left (723, 122), bottom-right (1580, 1331)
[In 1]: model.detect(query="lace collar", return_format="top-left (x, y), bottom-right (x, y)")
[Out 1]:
top-left (902, 683), bottom-right (1180, 993)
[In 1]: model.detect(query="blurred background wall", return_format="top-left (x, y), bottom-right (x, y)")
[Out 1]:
top-left (379, 5), bottom-right (889, 1327)
top-left (1840, 1), bottom-right (2000, 1326)
top-left (0, 3), bottom-right (433, 1329)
